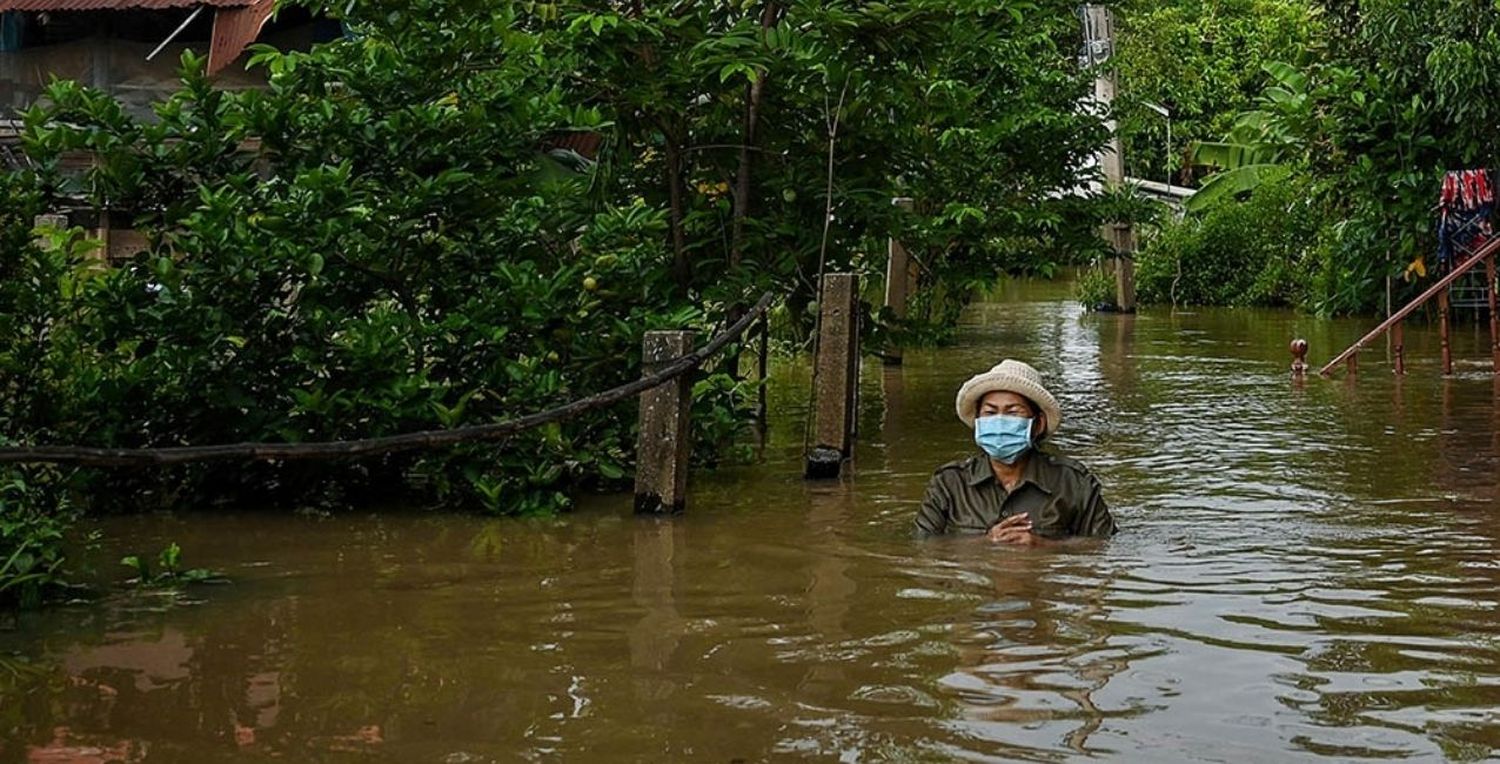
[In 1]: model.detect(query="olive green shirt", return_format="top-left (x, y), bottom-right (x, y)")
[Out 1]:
top-left (915, 451), bottom-right (1117, 539)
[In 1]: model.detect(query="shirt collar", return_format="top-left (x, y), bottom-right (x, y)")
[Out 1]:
top-left (965, 454), bottom-right (993, 486)
top-left (966, 451), bottom-right (1056, 494)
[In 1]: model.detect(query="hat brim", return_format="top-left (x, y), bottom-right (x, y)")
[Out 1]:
top-left (955, 373), bottom-right (1062, 436)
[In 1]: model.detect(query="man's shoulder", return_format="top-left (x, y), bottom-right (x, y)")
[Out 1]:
top-left (932, 454), bottom-right (980, 477)
top-left (928, 455), bottom-right (983, 490)
top-left (1036, 451), bottom-right (1100, 484)
top-left (930, 456), bottom-right (978, 474)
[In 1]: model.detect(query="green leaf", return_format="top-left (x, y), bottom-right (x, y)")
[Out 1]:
top-left (1184, 164), bottom-right (1293, 213)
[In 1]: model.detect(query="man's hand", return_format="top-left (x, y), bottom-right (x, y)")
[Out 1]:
top-left (987, 513), bottom-right (1042, 546)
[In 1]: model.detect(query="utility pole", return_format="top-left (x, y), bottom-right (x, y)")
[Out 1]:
top-left (1083, 4), bottom-right (1135, 312)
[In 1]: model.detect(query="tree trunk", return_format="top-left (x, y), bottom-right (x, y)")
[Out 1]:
top-left (728, 2), bottom-right (781, 275)
top-left (664, 134), bottom-right (690, 292)
top-left (723, 2), bottom-right (782, 381)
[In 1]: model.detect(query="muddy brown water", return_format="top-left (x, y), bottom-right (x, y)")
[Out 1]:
top-left (6, 280), bottom-right (1500, 762)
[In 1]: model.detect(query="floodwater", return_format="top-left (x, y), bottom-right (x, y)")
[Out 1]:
top-left (6, 280), bottom-right (1500, 762)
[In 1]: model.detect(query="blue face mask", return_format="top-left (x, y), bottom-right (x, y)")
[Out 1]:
top-left (974, 415), bottom-right (1033, 464)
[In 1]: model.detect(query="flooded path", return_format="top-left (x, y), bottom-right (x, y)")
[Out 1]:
top-left (5, 280), bottom-right (1500, 761)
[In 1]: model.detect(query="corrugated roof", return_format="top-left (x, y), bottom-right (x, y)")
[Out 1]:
top-left (206, 0), bottom-right (273, 75)
top-left (0, 0), bottom-right (249, 11)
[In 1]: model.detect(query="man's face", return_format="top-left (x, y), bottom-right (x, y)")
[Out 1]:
top-left (977, 391), bottom-right (1044, 437)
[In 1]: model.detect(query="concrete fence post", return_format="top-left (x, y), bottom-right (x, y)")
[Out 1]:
top-left (806, 273), bottom-right (859, 479)
top-left (634, 330), bottom-right (696, 514)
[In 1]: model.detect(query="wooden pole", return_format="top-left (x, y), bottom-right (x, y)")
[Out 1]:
top-left (806, 273), bottom-right (858, 479)
top-left (1393, 320), bottom-right (1405, 375)
top-left (756, 311), bottom-right (770, 422)
top-left (1488, 254), bottom-right (1500, 373)
top-left (1084, 5), bottom-right (1135, 312)
top-left (1112, 223), bottom-right (1136, 312)
top-left (884, 197), bottom-right (915, 366)
top-left (1439, 289), bottom-right (1453, 375)
top-left (635, 330), bottom-right (696, 514)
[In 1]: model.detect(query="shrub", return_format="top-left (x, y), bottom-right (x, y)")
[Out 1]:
top-left (0, 469), bottom-right (83, 610)
top-left (1136, 175), bottom-right (1317, 308)
top-left (1073, 263), bottom-right (1118, 309)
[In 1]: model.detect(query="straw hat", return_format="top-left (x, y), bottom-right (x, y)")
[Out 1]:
top-left (954, 359), bottom-right (1062, 436)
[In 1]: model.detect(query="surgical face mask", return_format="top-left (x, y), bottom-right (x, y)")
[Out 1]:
top-left (974, 415), bottom-right (1033, 464)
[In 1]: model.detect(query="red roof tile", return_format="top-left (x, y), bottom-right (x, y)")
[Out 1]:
top-left (0, 0), bottom-right (249, 11)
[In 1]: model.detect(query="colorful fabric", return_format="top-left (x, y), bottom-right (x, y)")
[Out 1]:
top-left (1438, 169), bottom-right (1494, 271)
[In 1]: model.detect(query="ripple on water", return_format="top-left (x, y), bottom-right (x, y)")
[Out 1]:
top-left (8, 290), bottom-right (1500, 761)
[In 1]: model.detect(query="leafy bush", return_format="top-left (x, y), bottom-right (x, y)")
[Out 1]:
top-left (1073, 263), bottom-right (1118, 309)
top-left (1, 0), bottom-right (1110, 534)
top-left (1135, 175), bottom-right (1317, 307)
top-left (4, 44), bottom-right (691, 516)
top-left (0, 469), bottom-right (83, 609)
top-left (1115, 0), bottom-right (1325, 184)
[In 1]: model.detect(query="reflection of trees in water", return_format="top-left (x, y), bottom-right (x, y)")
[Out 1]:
top-left (1, 518), bottom-right (638, 757)
top-left (1429, 377), bottom-right (1500, 501)
top-left (2, 598), bottom-right (297, 757)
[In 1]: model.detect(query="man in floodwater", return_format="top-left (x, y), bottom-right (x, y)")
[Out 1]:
top-left (915, 359), bottom-right (1117, 543)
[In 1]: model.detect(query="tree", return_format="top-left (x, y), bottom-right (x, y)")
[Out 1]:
top-left (1114, 0), bottom-right (1324, 185)
top-left (1, 0), bottom-right (1108, 529)
top-left (1185, 61), bottom-right (1313, 212)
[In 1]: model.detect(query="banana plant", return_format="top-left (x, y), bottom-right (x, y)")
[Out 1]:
top-left (1185, 62), bottom-right (1310, 212)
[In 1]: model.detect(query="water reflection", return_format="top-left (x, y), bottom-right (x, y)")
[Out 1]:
top-left (5, 282), bottom-right (1500, 760)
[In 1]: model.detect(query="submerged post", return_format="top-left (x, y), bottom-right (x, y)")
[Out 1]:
top-left (1393, 321), bottom-right (1406, 375)
top-left (884, 198), bottom-right (916, 365)
top-left (1111, 223), bottom-right (1136, 312)
top-left (1487, 255), bottom-right (1500, 372)
top-left (635, 330), bottom-right (696, 514)
top-left (1439, 289), bottom-right (1454, 375)
top-left (756, 311), bottom-right (770, 422)
top-left (806, 273), bottom-right (859, 479)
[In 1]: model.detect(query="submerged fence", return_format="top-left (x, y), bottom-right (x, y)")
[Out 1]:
top-left (0, 281), bottom-right (876, 513)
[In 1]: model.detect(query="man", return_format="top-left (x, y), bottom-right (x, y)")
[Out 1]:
top-left (915, 359), bottom-right (1117, 543)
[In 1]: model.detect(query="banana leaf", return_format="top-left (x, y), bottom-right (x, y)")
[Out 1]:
top-left (1184, 164), bottom-right (1293, 213)
top-left (1189, 140), bottom-right (1279, 170)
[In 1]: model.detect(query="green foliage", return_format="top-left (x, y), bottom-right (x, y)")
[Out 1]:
top-left (5, 37), bottom-right (683, 516)
top-left (544, 0), bottom-right (1107, 332)
top-left (1295, 0), bottom-right (1500, 314)
top-left (0, 469), bottom-right (83, 609)
top-left (1186, 61), bottom-right (1316, 212)
top-left (1115, 0), bottom-right (1325, 184)
top-left (1129, 0), bottom-right (1500, 314)
top-left (1136, 175), bottom-right (1317, 307)
top-left (0, 0), bottom-right (1110, 536)
top-left (120, 542), bottom-right (225, 586)
top-left (1073, 263), bottom-right (1117, 309)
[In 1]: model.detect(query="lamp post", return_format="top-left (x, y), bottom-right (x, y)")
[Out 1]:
top-left (1143, 101), bottom-right (1171, 187)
